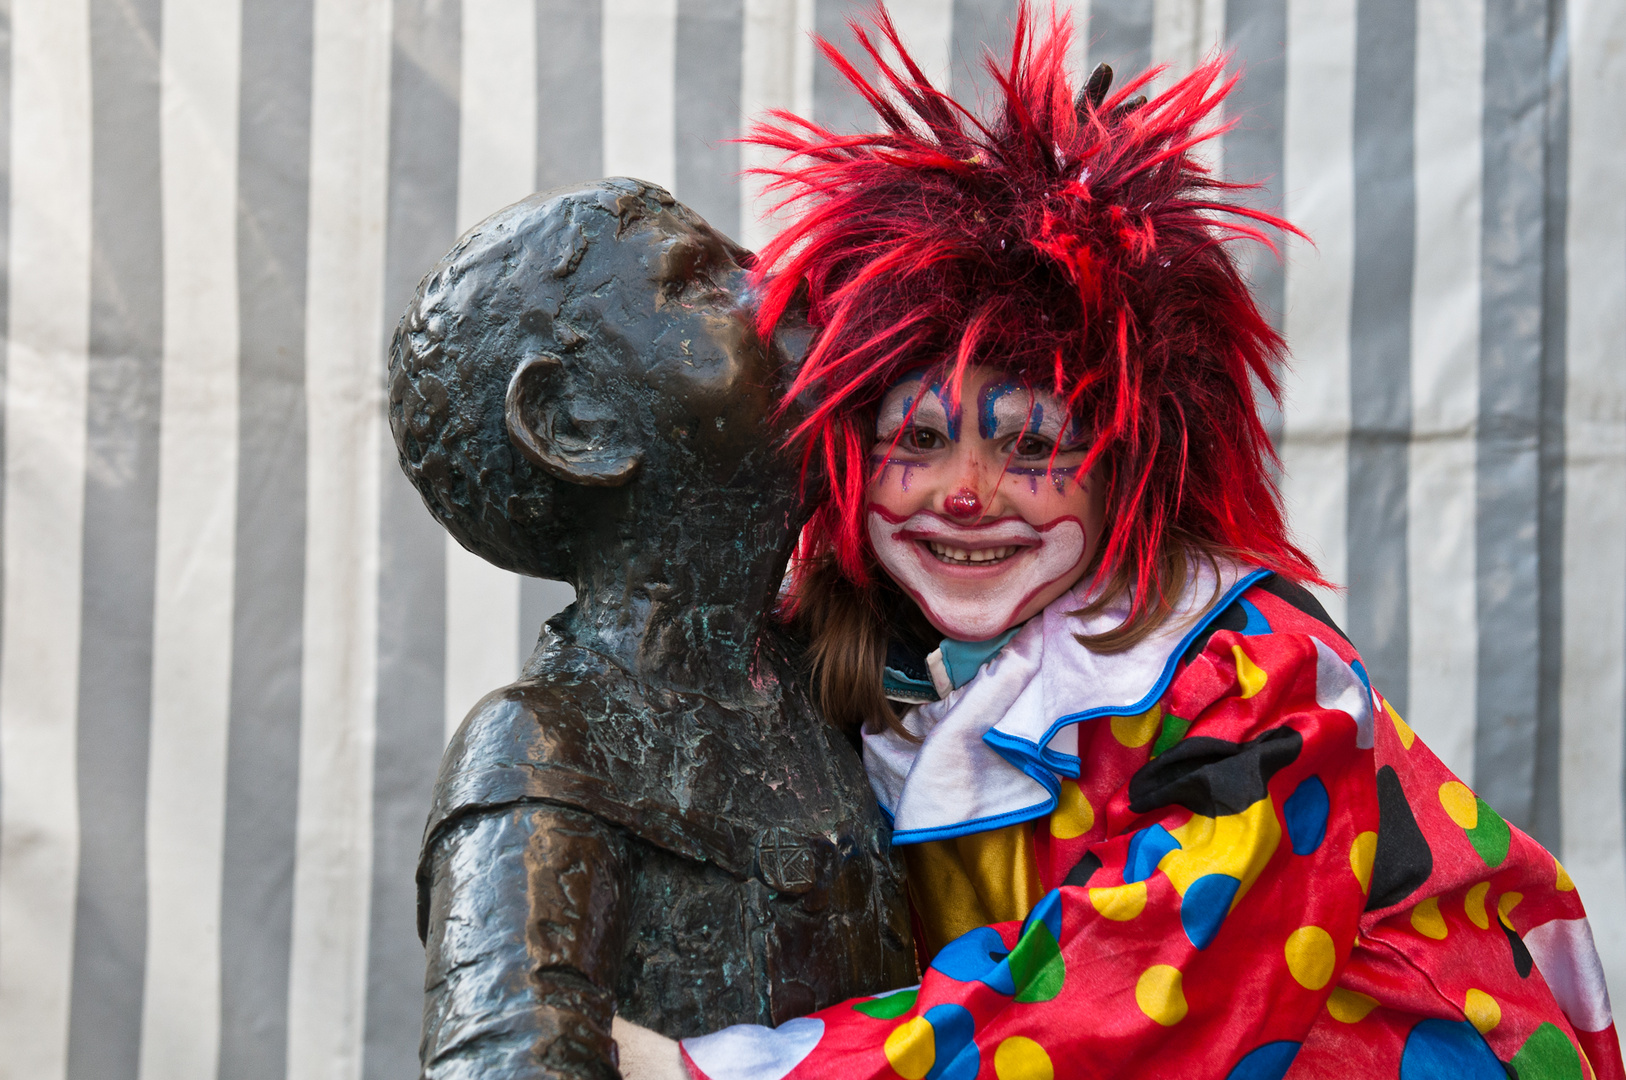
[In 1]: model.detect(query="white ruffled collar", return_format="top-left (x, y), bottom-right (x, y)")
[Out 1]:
top-left (862, 560), bottom-right (1269, 844)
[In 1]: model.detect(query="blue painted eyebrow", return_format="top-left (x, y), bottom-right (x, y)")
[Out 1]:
top-left (977, 380), bottom-right (1043, 440)
top-left (877, 372), bottom-right (962, 442)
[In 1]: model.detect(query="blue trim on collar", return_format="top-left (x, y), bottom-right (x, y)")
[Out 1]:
top-left (887, 567), bottom-right (1272, 846)
top-left (890, 796), bottom-right (1058, 845)
top-left (986, 567), bottom-right (1273, 773)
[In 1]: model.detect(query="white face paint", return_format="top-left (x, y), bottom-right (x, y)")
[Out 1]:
top-left (867, 507), bottom-right (1088, 641)
top-left (865, 365), bottom-right (1104, 641)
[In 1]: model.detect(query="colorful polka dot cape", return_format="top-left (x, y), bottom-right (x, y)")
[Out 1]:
top-left (679, 572), bottom-right (1622, 1080)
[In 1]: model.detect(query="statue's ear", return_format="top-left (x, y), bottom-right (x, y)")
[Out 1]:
top-left (505, 352), bottom-right (642, 486)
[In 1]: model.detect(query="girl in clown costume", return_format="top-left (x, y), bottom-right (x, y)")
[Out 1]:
top-left (611, 5), bottom-right (1623, 1078)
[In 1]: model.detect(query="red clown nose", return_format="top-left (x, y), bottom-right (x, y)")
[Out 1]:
top-left (945, 490), bottom-right (983, 519)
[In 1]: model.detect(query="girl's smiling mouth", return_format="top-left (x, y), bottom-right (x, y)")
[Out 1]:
top-left (925, 542), bottom-right (1020, 565)
top-left (869, 507), bottom-right (1087, 640)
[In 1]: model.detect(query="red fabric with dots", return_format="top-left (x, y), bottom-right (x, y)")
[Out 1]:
top-left (682, 583), bottom-right (1623, 1080)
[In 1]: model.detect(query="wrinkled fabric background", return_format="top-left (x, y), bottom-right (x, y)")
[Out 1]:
top-left (0, 1), bottom-right (1620, 1078)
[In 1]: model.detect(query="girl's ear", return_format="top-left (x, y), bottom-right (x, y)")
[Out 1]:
top-left (504, 352), bottom-right (643, 487)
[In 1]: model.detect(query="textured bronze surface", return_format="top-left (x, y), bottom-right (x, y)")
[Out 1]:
top-left (390, 179), bottom-right (914, 1080)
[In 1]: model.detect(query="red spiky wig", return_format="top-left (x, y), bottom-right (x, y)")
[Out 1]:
top-left (749, 2), bottom-right (1325, 624)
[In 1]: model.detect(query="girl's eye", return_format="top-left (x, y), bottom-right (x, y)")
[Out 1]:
top-left (1013, 435), bottom-right (1054, 457)
top-left (905, 428), bottom-right (945, 451)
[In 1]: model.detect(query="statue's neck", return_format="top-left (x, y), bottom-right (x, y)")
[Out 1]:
top-left (557, 526), bottom-right (792, 703)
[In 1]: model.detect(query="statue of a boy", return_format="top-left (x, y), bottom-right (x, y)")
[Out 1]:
top-left (389, 179), bottom-right (914, 1080)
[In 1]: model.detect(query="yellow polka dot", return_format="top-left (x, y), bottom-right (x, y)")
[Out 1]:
top-left (1135, 965), bottom-right (1188, 1026)
top-left (1350, 832), bottom-right (1378, 893)
top-left (1387, 700), bottom-right (1416, 749)
top-left (994, 1036), bottom-right (1054, 1080)
top-left (884, 1016), bottom-right (935, 1080)
top-left (1497, 891), bottom-right (1523, 930)
top-left (1327, 988), bottom-right (1380, 1023)
top-left (1410, 897), bottom-right (1448, 940)
top-left (1088, 882), bottom-right (1147, 921)
top-left (1111, 706), bottom-right (1161, 748)
top-left (1438, 782), bottom-right (1479, 829)
top-left (1465, 882), bottom-right (1491, 929)
top-left (1286, 926), bottom-right (1337, 990)
top-left (1050, 780), bottom-right (1095, 840)
top-left (1233, 645), bottom-right (1268, 699)
top-left (1556, 857), bottom-right (1576, 892)
top-left (1464, 989), bottom-right (1501, 1034)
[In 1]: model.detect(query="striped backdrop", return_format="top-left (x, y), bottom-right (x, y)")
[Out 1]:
top-left (0, 0), bottom-right (1620, 1077)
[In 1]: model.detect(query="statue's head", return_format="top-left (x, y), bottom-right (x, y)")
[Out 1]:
top-left (389, 179), bottom-right (809, 582)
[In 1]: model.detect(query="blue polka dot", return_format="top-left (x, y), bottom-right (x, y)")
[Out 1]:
top-left (1180, 873), bottom-right (1240, 949)
top-left (1021, 888), bottom-right (1063, 942)
top-left (1238, 598), bottom-right (1272, 636)
top-left (929, 926), bottom-right (1014, 995)
top-left (922, 1004), bottom-right (979, 1080)
top-left (1284, 776), bottom-right (1330, 856)
top-left (1225, 1041), bottom-right (1301, 1080)
top-left (1399, 1019), bottom-right (1507, 1080)
top-left (1126, 824), bottom-right (1181, 883)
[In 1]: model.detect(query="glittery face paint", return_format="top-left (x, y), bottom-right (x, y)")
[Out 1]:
top-left (867, 366), bottom-right (1104, 640)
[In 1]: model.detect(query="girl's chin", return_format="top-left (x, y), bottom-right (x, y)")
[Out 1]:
top-left (913, 589), bottom-right (1030, 641)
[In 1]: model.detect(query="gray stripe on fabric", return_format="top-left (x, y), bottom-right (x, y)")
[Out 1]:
top-left (1084, 0), bottom-right (1151, 79)
top-left (1530, 0), bottom-right (1566, 854)
top-left (537, 0), bottom-right (604, 191)
top-left (0, 0), bottom-right (13, 815)
top-left (813, 0), bottom-right (873, 134)
top-left (1222, 0), bottom-right (1288, 447)
top-left (221, 0), bottom-right (313, 1076)
top-left (1475, 0), bottom-right (1555, 835)
top-left (676, 0), bottom-right (743, 236)
top-left (950, 0), bottom-right (1018, 115)
top-left (67, 1), bottom-right (163, 1076)
top-left (365, 3), bottom-right (460, 1078)
top-left (1345, 0), bottom-right (1415, 717)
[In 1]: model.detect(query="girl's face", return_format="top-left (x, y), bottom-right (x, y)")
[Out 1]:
top-left (866, 365), bottom-right (1106, 641)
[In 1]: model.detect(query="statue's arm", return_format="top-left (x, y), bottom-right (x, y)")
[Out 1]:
top-left (421, 803), bottom-right (630, 1080)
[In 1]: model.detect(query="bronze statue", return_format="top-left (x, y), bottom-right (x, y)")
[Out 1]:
top-left (389, 179), bottom-right (915, 1080)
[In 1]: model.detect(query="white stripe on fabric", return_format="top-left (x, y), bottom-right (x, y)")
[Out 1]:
top-left (139, 1), bottom-right (242, 1077)
top-left (739, 0), bottom-right (815, 253)
top-left (1057, 0), bottom-right (1091, 79)
top-left (458, 0), bottom-right (536, 227)
top-left (443, 0), bottom-right (536, 742)
top-left (1404, 0), bottom-right (1482, 783)
top-left (1561, 0), bottom-right (1626, 1000)
top-left (1149, 0), bottom-right (1225, 175)
top-left (603, 0), bottom-right (678, 191)
top-left (793, 0), bottom-right (815, 118)
top-left (285, 0), bottom-right (392, 1075)
top-left (1280, 0), bottom-right (1355, 625)
top-left (0, 1), bottom-right (92, 1077)
top-left (883, 0), bottom-right (954, 91)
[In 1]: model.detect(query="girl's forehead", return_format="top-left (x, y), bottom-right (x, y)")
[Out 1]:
top-left (875, 369), bottom-right (1079, 443)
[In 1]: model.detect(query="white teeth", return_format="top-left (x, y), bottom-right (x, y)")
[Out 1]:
top-left (927, 542), bottom-right (1019, 564)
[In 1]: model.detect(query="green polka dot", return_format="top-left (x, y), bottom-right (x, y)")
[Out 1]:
top-left (1465, 798), bottom-right (1511, 868)
top-left (854, 987), bottom-right (919, 1019)
top-left (1009, 921), bottom-right (1065, 1003)
top-left (1150, 715), bottom-right (1191, 759)
top-left (1510, 1022), bottom-right (1584, 1080)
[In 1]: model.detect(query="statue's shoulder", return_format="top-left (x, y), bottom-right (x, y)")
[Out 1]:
top-left (421, 643), bottom-right (879, 878)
